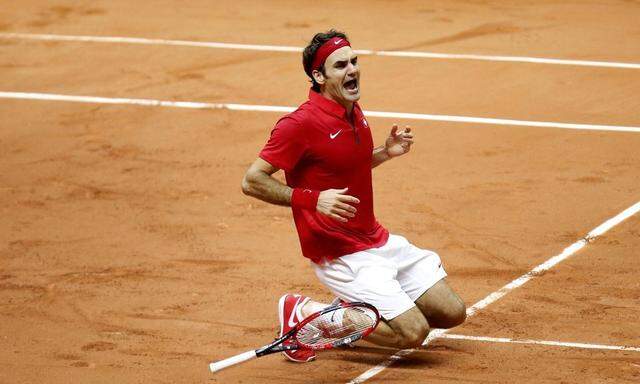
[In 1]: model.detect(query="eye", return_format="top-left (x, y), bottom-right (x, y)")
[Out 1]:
top-left (351, 57), bottom-right (358, 65)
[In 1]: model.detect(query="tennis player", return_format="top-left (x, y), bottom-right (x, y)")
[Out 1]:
top-left (242, 30), bottom-right (466, 362)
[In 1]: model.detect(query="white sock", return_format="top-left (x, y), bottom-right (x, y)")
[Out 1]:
top-left (301, 300), bottom-right (346, 330)
top-left (300, 300), bottom-right (328, 318)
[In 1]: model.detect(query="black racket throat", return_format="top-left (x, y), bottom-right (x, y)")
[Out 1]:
top-left (255, 329), bottom-right (297, 357)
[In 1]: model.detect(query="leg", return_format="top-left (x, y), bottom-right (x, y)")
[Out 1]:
top-left (363, 278), bottom-right (466, 348)
top-left (302, 300), bottom-right (430, 349)
top-left (301, 300), bottom-right (430, 349)
top-left (389, 236), bottom-right (466, 329)
top-left (415, 278), bottom-right (466, 329)
top-left (364, 306), bottom-right (430, 349)
top-left (366, 278), bottom-right (467, 348)
top-left (309, 236), bottom-right (459, 349)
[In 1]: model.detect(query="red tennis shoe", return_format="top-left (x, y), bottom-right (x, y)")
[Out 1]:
top-left (278, 293), bottom-right (316, 363)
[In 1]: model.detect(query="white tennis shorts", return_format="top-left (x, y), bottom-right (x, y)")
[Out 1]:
top-left (313, 234), bottom-right (447, 320)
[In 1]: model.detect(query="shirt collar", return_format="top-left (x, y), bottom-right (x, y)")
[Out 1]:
top-left (308, 88), bottom-right (360, 120)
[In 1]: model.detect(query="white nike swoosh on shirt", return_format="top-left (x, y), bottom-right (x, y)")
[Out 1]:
top-left (330, 130), bottom-right (342, 139)
top-left (334, 39), bottom-right (343, 45)
top-left (287, 297), bottom-right (301, 328)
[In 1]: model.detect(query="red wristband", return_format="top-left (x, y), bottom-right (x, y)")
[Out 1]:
top-left (291, 188), bottom-right (320, 211)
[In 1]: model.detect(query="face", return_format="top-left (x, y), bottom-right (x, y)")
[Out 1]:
top-left (313, 46), bottom-right (360, 108)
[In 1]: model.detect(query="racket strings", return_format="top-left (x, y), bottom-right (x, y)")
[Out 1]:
top-left (296, 306), bottom-right (377, 348)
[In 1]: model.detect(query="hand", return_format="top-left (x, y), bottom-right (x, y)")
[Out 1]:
top-left (385, 124), bottom-right (414, 158)
top-left (316, 188), bottom-right (360, 223)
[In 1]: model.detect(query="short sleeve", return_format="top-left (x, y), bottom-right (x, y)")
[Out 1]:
top-left (259, 116), bottom-right (308, 172)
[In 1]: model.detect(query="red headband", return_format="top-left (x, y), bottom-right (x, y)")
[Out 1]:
top-left (311, 37), bottom-right (351, 72)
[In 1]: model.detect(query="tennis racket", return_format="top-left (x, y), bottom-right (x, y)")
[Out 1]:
top-left (209, 301), bottom-right (380, 373)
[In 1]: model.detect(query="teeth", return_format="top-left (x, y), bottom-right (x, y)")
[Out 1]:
top-left (344, 80), bottom-right (358, 90)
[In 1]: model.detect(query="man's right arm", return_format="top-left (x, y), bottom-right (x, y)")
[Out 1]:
top-left (241, 158), bottom-right (359, 222)
top-left (241, 157), bottom-right (293, 207)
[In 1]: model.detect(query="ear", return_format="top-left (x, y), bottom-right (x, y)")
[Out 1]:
top-left (312, 69), bottom-right (325, 85)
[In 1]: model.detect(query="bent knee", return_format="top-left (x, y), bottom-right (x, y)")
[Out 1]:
top-left (387, 307), bottom-right (432, 349)
top-left (452, 303), bottom-right (467, 326)
top-left (441, 300), bottom-right (467, 328)
top-left (396, 325), bottom-right (430, 349)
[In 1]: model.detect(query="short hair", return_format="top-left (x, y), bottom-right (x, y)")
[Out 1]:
top-left (302, 29), bottom-right (348, 92)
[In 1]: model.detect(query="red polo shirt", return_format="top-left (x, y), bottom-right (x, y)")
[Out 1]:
top-left (259, 89), bottom-right (389, 263)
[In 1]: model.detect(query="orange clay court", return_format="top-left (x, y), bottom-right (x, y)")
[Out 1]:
top-left (1, 1), bottom-right (639, 383)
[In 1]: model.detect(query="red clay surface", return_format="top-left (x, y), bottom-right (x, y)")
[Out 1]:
top-left (1, 1), bottom-right (639, 383)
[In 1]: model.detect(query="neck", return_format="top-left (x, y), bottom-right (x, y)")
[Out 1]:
top-left (320, 89), bottom-right (354, 117)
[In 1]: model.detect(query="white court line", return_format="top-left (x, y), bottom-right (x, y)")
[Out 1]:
top-left (1, 91), bottom-right (640, 133)
top-left (441, 334), bottom-right (640, 353)
top-left (348, 201), bottom-right (640, 384)
top-left (2, 32), bottom-right (640, 70)
top-left (0, 32), bottom-right (303, 52)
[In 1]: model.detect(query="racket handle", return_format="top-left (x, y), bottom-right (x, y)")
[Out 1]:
top-left (209, 350), bottom-right (257, 373)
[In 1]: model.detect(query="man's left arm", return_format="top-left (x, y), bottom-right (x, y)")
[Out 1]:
top-left (371, 124), bottom-right (414, 168)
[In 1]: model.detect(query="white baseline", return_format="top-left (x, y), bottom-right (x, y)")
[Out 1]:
top-left (441, 334), bottom-right (640, 353)
top-left (1, 91), bottom-right (639, 133)
top-left (1, 32), bottom-right (640, 70)
top-left (348, 201), bottom-right (640, 383)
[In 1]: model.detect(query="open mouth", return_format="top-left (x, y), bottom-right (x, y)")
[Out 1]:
top-left (343, 78), bottom-right (359, 93)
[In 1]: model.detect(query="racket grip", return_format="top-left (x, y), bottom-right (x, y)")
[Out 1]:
top-left (209, 350), bottom-right (257, 373)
